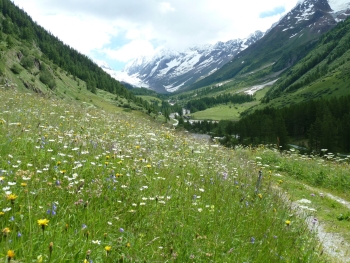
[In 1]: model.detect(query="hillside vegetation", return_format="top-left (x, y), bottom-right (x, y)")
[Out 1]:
top-left (0, 0), bottom-right (163, 116)
top-left (170, 17), bottom-right (350, 154)
top-left (0, 1), bottom-right (350, 259)
top-left (188, 18), bottom-right (321, 91)
top-left (0, 86), bottom-right (338, 263)
top-left (264, 17), bottom-right (350, 102)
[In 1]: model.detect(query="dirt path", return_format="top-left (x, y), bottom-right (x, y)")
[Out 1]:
top-left (294, 184), bottom-right (350, 262)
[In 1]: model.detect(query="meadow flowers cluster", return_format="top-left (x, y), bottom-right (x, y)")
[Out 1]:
top-left (0, 88), bottom-right (326, 262)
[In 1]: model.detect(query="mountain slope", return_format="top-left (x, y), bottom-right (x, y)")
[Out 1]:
top-left (189, 0), bottom-right (350, 91)
top-left (122, 31), bottom-right (264, 93)
top-left (263, 15), bottom-right (350, 102)
top-left (0, 0), bottom-right (147, 108)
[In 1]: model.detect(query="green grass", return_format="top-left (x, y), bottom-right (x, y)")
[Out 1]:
top-left (0, 88), bottom-right (329, 262)
top-left (250, 147), bottom-right (350, 251)
top-left (0, 40), bottom-right (148, 117)
top-left (279, 180), bottom-right (350, 245)
top-left (258, 70), bottom-right (350, 110)
top-left (191, 104), bottom-right (242, 121)
top-left (136, 95), bottom-right (162, 105)
top-left (191, 88), bottom-right (271, 121)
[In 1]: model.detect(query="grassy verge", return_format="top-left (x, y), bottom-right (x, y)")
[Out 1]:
top-left (244, 146), bottom-right (350, 260)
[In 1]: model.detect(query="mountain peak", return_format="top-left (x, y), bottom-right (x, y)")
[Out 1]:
top-left (121, 32), bottom-right (264, 93)
top-left (108, 0), bottom-right (350, 93)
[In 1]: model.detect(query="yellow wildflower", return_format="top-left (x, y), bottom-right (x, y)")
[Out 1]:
top-left (2, 227), bottom-right (11, 235)
top-left (105, 245), bottom-right (112, 256)
top-left (38, 219), bottom-right (49, 226)
top-left (7, 194), bottom-right (18, 201)
top-left (105, 246), bottom-right (112, 252)
top-left (7, 250), bottom-right (15, 259)
top-left (285, 220), bottom-right (291, 226)
top-left (7, 194), bottom-right (18, 204)
top-left (38, 219), bottom-right (49, 231)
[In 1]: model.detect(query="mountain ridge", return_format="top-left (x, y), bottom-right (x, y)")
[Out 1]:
top-left (111, 0), bottom-right (350, 94)
top-left (188, 0), bottom-right (350, 91)
top-left (115, 31), bottom-right (264, 93)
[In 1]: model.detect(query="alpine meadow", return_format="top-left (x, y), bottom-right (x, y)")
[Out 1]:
top-left (1, 0), bottom-right (350, 262)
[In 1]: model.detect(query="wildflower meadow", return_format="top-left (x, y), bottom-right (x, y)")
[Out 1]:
top-left (0, 88), bottom-right (330, 262)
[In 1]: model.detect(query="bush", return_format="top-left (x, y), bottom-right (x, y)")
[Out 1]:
top-left (21, 56), bottom-right (34, 69)
top-left (0, 61), bottom-right (6, 76)
top-left (11, 63), bottom-right (22, 74)
top-left (39, 68), bottom-right (56, 89)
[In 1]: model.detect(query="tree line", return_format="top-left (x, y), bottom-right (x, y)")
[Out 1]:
top-left (179, 95), bottom-right (350, 153)
top-left (186, 93), bottom-right (254, 113)
top-left (0, 0), bottom-right (149, 109)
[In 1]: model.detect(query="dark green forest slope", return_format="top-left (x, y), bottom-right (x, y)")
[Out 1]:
top-left (264, 18), bottom-right (350, 102)
top-left (182, 94), bottom-right (350, 153)
top-left (0, 0), bottom-right (152, 111)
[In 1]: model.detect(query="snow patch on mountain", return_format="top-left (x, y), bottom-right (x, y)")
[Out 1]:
top-left (123, 31), bottom-right (264, 93)
top-left (102, 0), bottom-right (350, 92)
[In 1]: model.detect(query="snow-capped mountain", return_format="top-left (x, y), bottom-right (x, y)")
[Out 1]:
top-left (122, 31), bottom-right (264, 93)
top-left (191, 0), bottom-right (350, 90)
top-left (276, 0), bottom-right (350, 35)
top-left (103, 0), bottom-right (350, 93)
top-left (99, 63), bottom-right (149, 88)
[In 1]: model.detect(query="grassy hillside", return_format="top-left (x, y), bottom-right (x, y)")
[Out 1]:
top-left (0, 43), bottom-right (142, 114)
top-left (0, 0), bottom-right (156, 115)
top-left (263, 17), bottom-right (350, 105)
top-left (1, 85), bottom-right (341, 262)
top-left (1, 7), bottom-right (349, 261)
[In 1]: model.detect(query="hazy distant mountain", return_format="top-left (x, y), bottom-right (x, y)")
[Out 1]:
top-left (120, 31), bottom-right (264, 93)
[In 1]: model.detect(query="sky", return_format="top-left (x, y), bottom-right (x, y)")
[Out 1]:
top-left (12, 0), bottom-right (300, 71)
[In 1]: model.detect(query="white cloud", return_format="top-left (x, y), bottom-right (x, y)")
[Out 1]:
top-left (39, 13), bottom-right (116, 54)
top-left (12, 0), bottom-right (300, 69)
top-left (159, 2), bottom-right (176, 14)
top-left (102, 40), bottom-right (159, 62)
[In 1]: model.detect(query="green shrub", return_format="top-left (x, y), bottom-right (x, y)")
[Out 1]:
top-left (0, 61), bottom-right (6, 76)
top-left (10, 63), bottom-right (22, 74)
top-left (21, 56), bottom-right (34, 69)
top-left (39, 68), bottom-right (56, 89)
